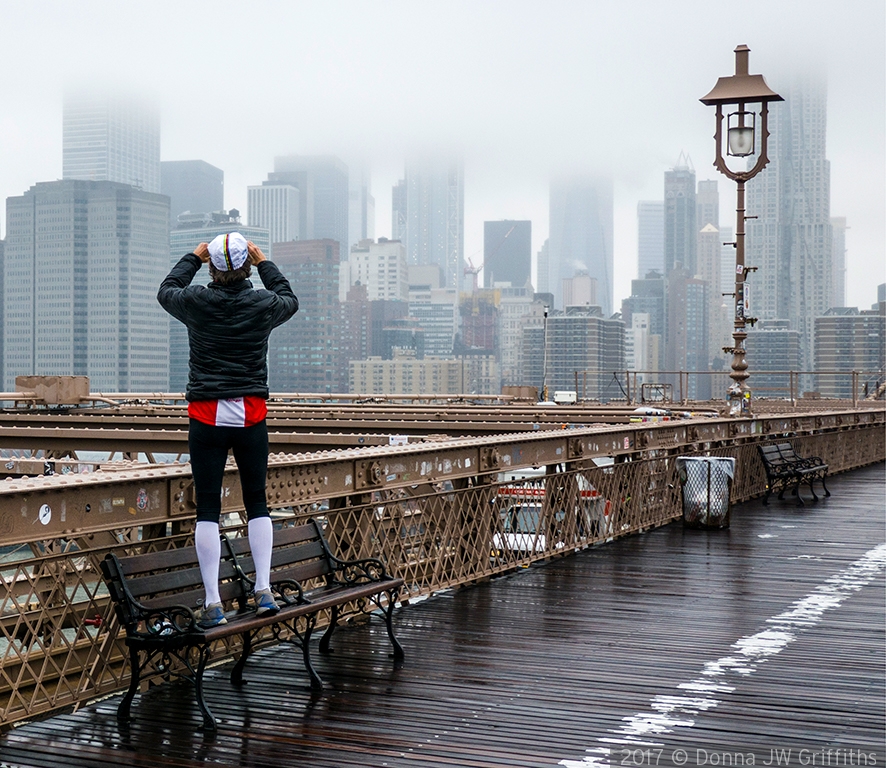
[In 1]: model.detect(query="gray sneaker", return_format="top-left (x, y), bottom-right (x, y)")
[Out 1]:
top-left (254, 588), bottom-right (280, 616)
top-left (198, 602), bottom-right (228, 628)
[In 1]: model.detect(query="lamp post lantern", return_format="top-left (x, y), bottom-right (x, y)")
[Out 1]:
top-left (700, 45), bottom-right (782, 416)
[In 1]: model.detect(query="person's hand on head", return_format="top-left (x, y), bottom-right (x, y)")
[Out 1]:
top-left (247, 241), bottom-right (267, 264)
top-left (194, 243), bottom-right (211, 263)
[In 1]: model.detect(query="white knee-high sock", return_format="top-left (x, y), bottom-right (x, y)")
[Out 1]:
top-left (195, 520), bottom-right (221, 607)
top-left (248, 517), bottom-right (274, 592)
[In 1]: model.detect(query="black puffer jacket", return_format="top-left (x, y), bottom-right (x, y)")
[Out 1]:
top-left (158, 253), bottom-right (299, 401)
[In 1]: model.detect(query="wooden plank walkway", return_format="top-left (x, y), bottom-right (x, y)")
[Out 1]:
top-left (2, 464), bottom-right (883, 767)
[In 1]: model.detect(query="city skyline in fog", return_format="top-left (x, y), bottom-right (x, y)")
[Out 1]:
top-left (1, 0), bottom-right (883, 309)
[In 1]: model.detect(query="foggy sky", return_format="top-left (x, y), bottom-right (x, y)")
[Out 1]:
top-left (1, 0), bottom-right (883, 308)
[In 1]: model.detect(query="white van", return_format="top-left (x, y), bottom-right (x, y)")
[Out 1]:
top-left (553, 390), bottom-right (578, 405)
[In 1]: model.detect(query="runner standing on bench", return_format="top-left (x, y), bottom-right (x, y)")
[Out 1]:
top-left (158, 232), bottom-right (299, 627)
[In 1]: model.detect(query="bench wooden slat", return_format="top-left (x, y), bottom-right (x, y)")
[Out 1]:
top-left (124, 560), bottom-right (241, 599)
top-left (115, 544), bottom-right (202, 577)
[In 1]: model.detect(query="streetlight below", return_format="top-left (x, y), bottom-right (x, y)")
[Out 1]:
top-left (700, 45), bottom-right (782, 417)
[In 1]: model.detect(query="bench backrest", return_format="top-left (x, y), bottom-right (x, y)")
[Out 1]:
top-left (101, 541), bottom-right (250, 629)
top-left (222, 519), bottom-right (336, 589)
top-left (774, 442), bottom-right (801, 461)
top-left (758, 444), bottom-right (790, 469)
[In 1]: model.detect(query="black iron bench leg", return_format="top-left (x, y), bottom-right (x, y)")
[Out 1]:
top-left (385, 590), bottom-right (405, 661)
top-left (821, 475), bottom-right (831, 497)
top-left (194, 646), bottom-right (217, 730)
top-left (230, 631), bottom-right (252, 685)
top-left (318, 605), bottom-right (339, 655)
top-left (807, 476), bottom-right (819, 501)
top-left (117, 645), bottom-right (142, 723)
top-left (793, 479), bottom-right (805, 507)
top-left (298, 614), bottom-right (324, 692)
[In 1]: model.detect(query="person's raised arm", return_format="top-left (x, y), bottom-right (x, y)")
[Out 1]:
top-left (157, 244), bottom-right (207, 320)
top-left (248, 241), bottom-right (298, 327)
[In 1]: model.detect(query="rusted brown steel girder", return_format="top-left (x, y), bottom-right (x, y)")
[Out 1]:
top-left (0, 424), bottom-right (391, 456)
top-left (0, 406), bottom-right (639, 436)
top-left (0, 409), bottom-right (881, 549)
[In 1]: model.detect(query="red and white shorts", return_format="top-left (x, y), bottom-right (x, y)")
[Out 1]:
top-left (188, 396), bottom-right (268, 427)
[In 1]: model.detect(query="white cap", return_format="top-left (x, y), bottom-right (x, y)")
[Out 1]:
top-left (208, 232), bottom-right (248, 271)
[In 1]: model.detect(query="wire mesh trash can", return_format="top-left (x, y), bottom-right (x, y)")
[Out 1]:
top-left (676, 456), bottom-right (735, 529)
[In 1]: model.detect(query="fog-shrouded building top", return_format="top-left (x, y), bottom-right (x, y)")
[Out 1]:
top-left (547, 175), bottom-right (613, 315)
top-left (395, 157), bottom-right (464, 291)
top-left (161, 160), bottom-right (224, 222)
top-left (4, 179), bottom-right (169, 392)
top-left (268, 155), bottom-right (349, 258)
top-left (664, 155), bottom-right (696, 277)
top-left (63, 91), bottom-right (160, 194)
top-left (746, 73), bottom-right (832, 370)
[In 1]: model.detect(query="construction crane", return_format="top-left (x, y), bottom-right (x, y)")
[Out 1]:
top-left (464, 258), bottom-right (481, 292)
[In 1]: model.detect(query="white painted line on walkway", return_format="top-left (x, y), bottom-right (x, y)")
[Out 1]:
top-left (559, 543), bottom-right (886, 767)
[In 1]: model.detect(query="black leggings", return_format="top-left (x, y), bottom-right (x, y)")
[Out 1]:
top-left (188, 418), bottom-right (270, 524)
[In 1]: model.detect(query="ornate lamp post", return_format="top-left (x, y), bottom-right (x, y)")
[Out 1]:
top-left (541, 304), bottom-right (549, 402)
top-left (700, 45), bottom-right (782, 416)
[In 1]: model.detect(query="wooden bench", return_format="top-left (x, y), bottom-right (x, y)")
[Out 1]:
top-left (758, 442), bottom-right (830, 506)
top-left (100, 519), bottom-right (404, 730)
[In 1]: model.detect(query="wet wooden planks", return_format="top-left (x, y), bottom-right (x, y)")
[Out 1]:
top-left (2, 463), bottom-right (883, 768)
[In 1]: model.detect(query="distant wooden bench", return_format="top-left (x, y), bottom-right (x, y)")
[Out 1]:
top-left (758, 442), bottom-right (830, 506)
top-left (100, 519), bottom-right (404, 730)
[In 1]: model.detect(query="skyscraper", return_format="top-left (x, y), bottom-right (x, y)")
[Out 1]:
top-left (268, 156), bottom-right (349, 257)
top-left (0, 237), bottom-right (4, 387)
top-left (396, 158), bottom-right (464, 290)
top-left (698, 223), bottom-right (729, 371)
top-left (497, 285), bottom-right (538, 386)
top-left (746, 74), bottom-right (832, 369)
top-left (636, 201), bottom-right (664, 279)
top-left (348, 165), bottom-right (375, 252)
top-left (345, 239), bottom-right (408, 302)
top-left (522, 306), bottom-right (624, 401)
top-left (664, 156), bottom-right (697, 276)
top-left (696, 179), bottom-right (719, 229)
top-left (483, 220), bottom-right (531, 288)
top-left (814, 305), bottom-right (885, 398)
top-left (63, 92), bottom-right (160, 194)
top-left (665, 267), bottom-right (709, 400)
top-left (745, 320), bottom-right (802, 398)
top-left (547, 175), bottom-right (613, 314)
top-left (831, 217), bottom-right (847, 309)
top-left (4, 180), bottom-right (169, 391)
top-left (621, 271), bottom-right (665, 375)
top-left (392, 178), bottom-right (407, 243)
top-left (161, 160), bottom-right (224, 222)
top-left (247, 183), bottom-right (300, 245)
top-left (269, 240), bottom-right (342, 393)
